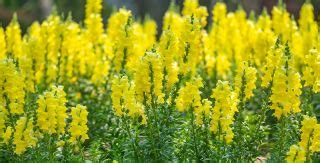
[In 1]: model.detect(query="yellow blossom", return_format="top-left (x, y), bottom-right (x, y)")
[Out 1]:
top-left (287, 116), bottom-right (320, 161)
top-left (178, 15), bottom-right (203, 75)
top-left (176, 77), bottom-right (203, 112)
top-left (302, 49), bottom-right (320, 93)
top-left (85, 0), bottom-right (102, 17)
top-left (234, 61), bottom-right (257, 101)
top-left (212, 2), bottom-right (227, 24)
top-left (111, 76), bottom-right (147, 124)
top-left (286, 145), bottom-right (306, 162)
top-left (42, 15), bottom-right (62, 84)
top-left (194, 99), bottom-right (212, 125)
top-left (107, 9), bottom-right (134, 73)
top-left (159, 29), bottom-right (179, 91)
top-left (3, 126), bottom-right (12, 144)
top-left (68, 105), bottom-right (89, 144)
top-left (269, 44), bottom-right (301, 119)
top-left (0, 27), bottom-right (6, 60)
top-left (134, 51), bottom-right (165, 104)
top-left (36, 85), bottom-right (67, 135)
top-left (5, 14), bottom-right (23, 59)
top-left (210, 80), bottom-right (238, 143)
top-left (0, 59), bottom-right (25, 115)
top-left (0, 105), bottom-right (7, 139)
top-left (13, 117), bottom-right (37, 155)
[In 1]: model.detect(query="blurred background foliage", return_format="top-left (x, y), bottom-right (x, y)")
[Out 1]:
top-left (0, 0), bottom-right (319, 32)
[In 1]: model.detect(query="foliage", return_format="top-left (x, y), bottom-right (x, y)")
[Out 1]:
top-left (0, 0), bottom-right (320, 161)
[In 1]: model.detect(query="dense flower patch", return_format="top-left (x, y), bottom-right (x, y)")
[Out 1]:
top-left (0, 0), bottom-right (319, 161)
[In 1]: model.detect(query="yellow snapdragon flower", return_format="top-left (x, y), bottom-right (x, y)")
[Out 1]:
top-left (0, 27), bottom-right (6, 60)
top-left (210, 81), bottom-right (238, 143)
top-left (5, 15), bottom-right (23, 59)
top-left (37, 85), bottom-right (67, 134)
top-left (269, 45), bottom-right (301, 119)
top-left (163, 9), bottom-right (183, 37)
top-left (302, 49), bottom-right (320, 93)
top-left (42, 15), bottom-right (62, 84)
top-left (179, 15), bottom-right (202, 75)
top-left (0, 59), bottom-right (25, 115)
top-left (287, 116), bottom-right (320, 161)
top-left (68, 105), bottom-right (89, 144)
top-left (111, 76), bottom-right (147, 124)
top-left (134, 51), bottom-right (165, 104)
top-left (234, 61), bottom-right (257, 101)
top-left (159, 29), bottom-right (179, 91)
top-left (0, 105), bottom-right (7, 140)
top-left (13, 117), bottom-right (37, 155)
top-left (107, 9), bottom-right (134, 73)
top-left (286, 145), bottom-right (306, 162)
top-left (3, 126), bottom-right (12, 145)
top-left (27, 22), bottom-right (46, 84)
top-left (85, 0), bottom-right (102, 18)
top-left (194, 99), bottom-right (212, 126)
top-left (176, 77), bottom-right (203, 112)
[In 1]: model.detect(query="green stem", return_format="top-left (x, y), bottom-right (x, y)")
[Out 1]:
top-left (190, 107), bottom-right (199, 160)
top-left (278, 117), bottom-right (287, 159)
top-left (203, 114), bottom-right (210, 157)
top-left (253, 88), bottom-right (270, 155)
top-left (149, 62), bottom-right (161, 159)
top-left (235, 71), bottom-right (246, 158)
top-left (143, 95), bottom-right (158, 159)
top-left (306, 129), bottom-right (314, 161)
top-left (123, 116), bottom-right (139, 160)
top-left (217, 121), bottom-right (222, 158)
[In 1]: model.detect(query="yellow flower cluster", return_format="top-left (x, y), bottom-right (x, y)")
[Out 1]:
top-left (0, 60), bottom-right (88, 155)
top-left (43, 15), bottom-right (62, 84)
top-left (182, 0), bottom-right (208, 27)
top-left (292, 3), bottom-right (318, 67)
top-left (269, 44), bottom-right (302, 119)
top-left (175, 77), bottom-right (212, 127)
top-left (261, 39), bottom-right (284, 88)
top-left (234, 61), bottom-right (257, 101)
top-left (178, 12), bottom-right (203, 75)
top-left (0, 106), bottom-right (7, 141)
top-left (299, 116), bottom-right (320, 153)
top-left (176, 77), bottom-right (203, 112)
top-left (85, 0), bottom-right (103, 42)
top-left (111, 76), bottom-right (147, 124)
top-left (302, 49), bottom-right (320, 93)
top-left (37, 85), bottom-right (67, 134)
top-left (13, 117), bottom-right (37, 155)
top-left (68, 105), bottom-right (89, 144)
top-left (286, 145), bottom-right (306, 162)
top-left (162, 6), bottom-right (183, 36)
top-left (0, 0), bottom-right (319, 159)
top-left (107, 9), bottom-right (157, 74)
top-left (0, 0), bottom-right (127, 88)
top-left (5, 15), bottom-right (23, 59)
top-left (0, 0), bottom-right (317, 91)
top-left (3, 126), bottom-right (12, 145)
top-left (85, 0), bottom-right (102, 17)
top-left (158, 29), bottom-right (179, 92)
top-left (0, 59), bottom-right (25, 115)
top-left (210, 81), bottom-right (238, 143)
top-left (271, 6), bottom-right (294, 42)
top-left (194, 99), bottom-right (212, 126)
top-left (286, 116), bottom-right (320, 161)
top-left (134, 51), bottom-right (165, 104)
top-left (0, 27), bottom-right (6, 60)
top-left (24, 22), bottom-right (45, 85)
